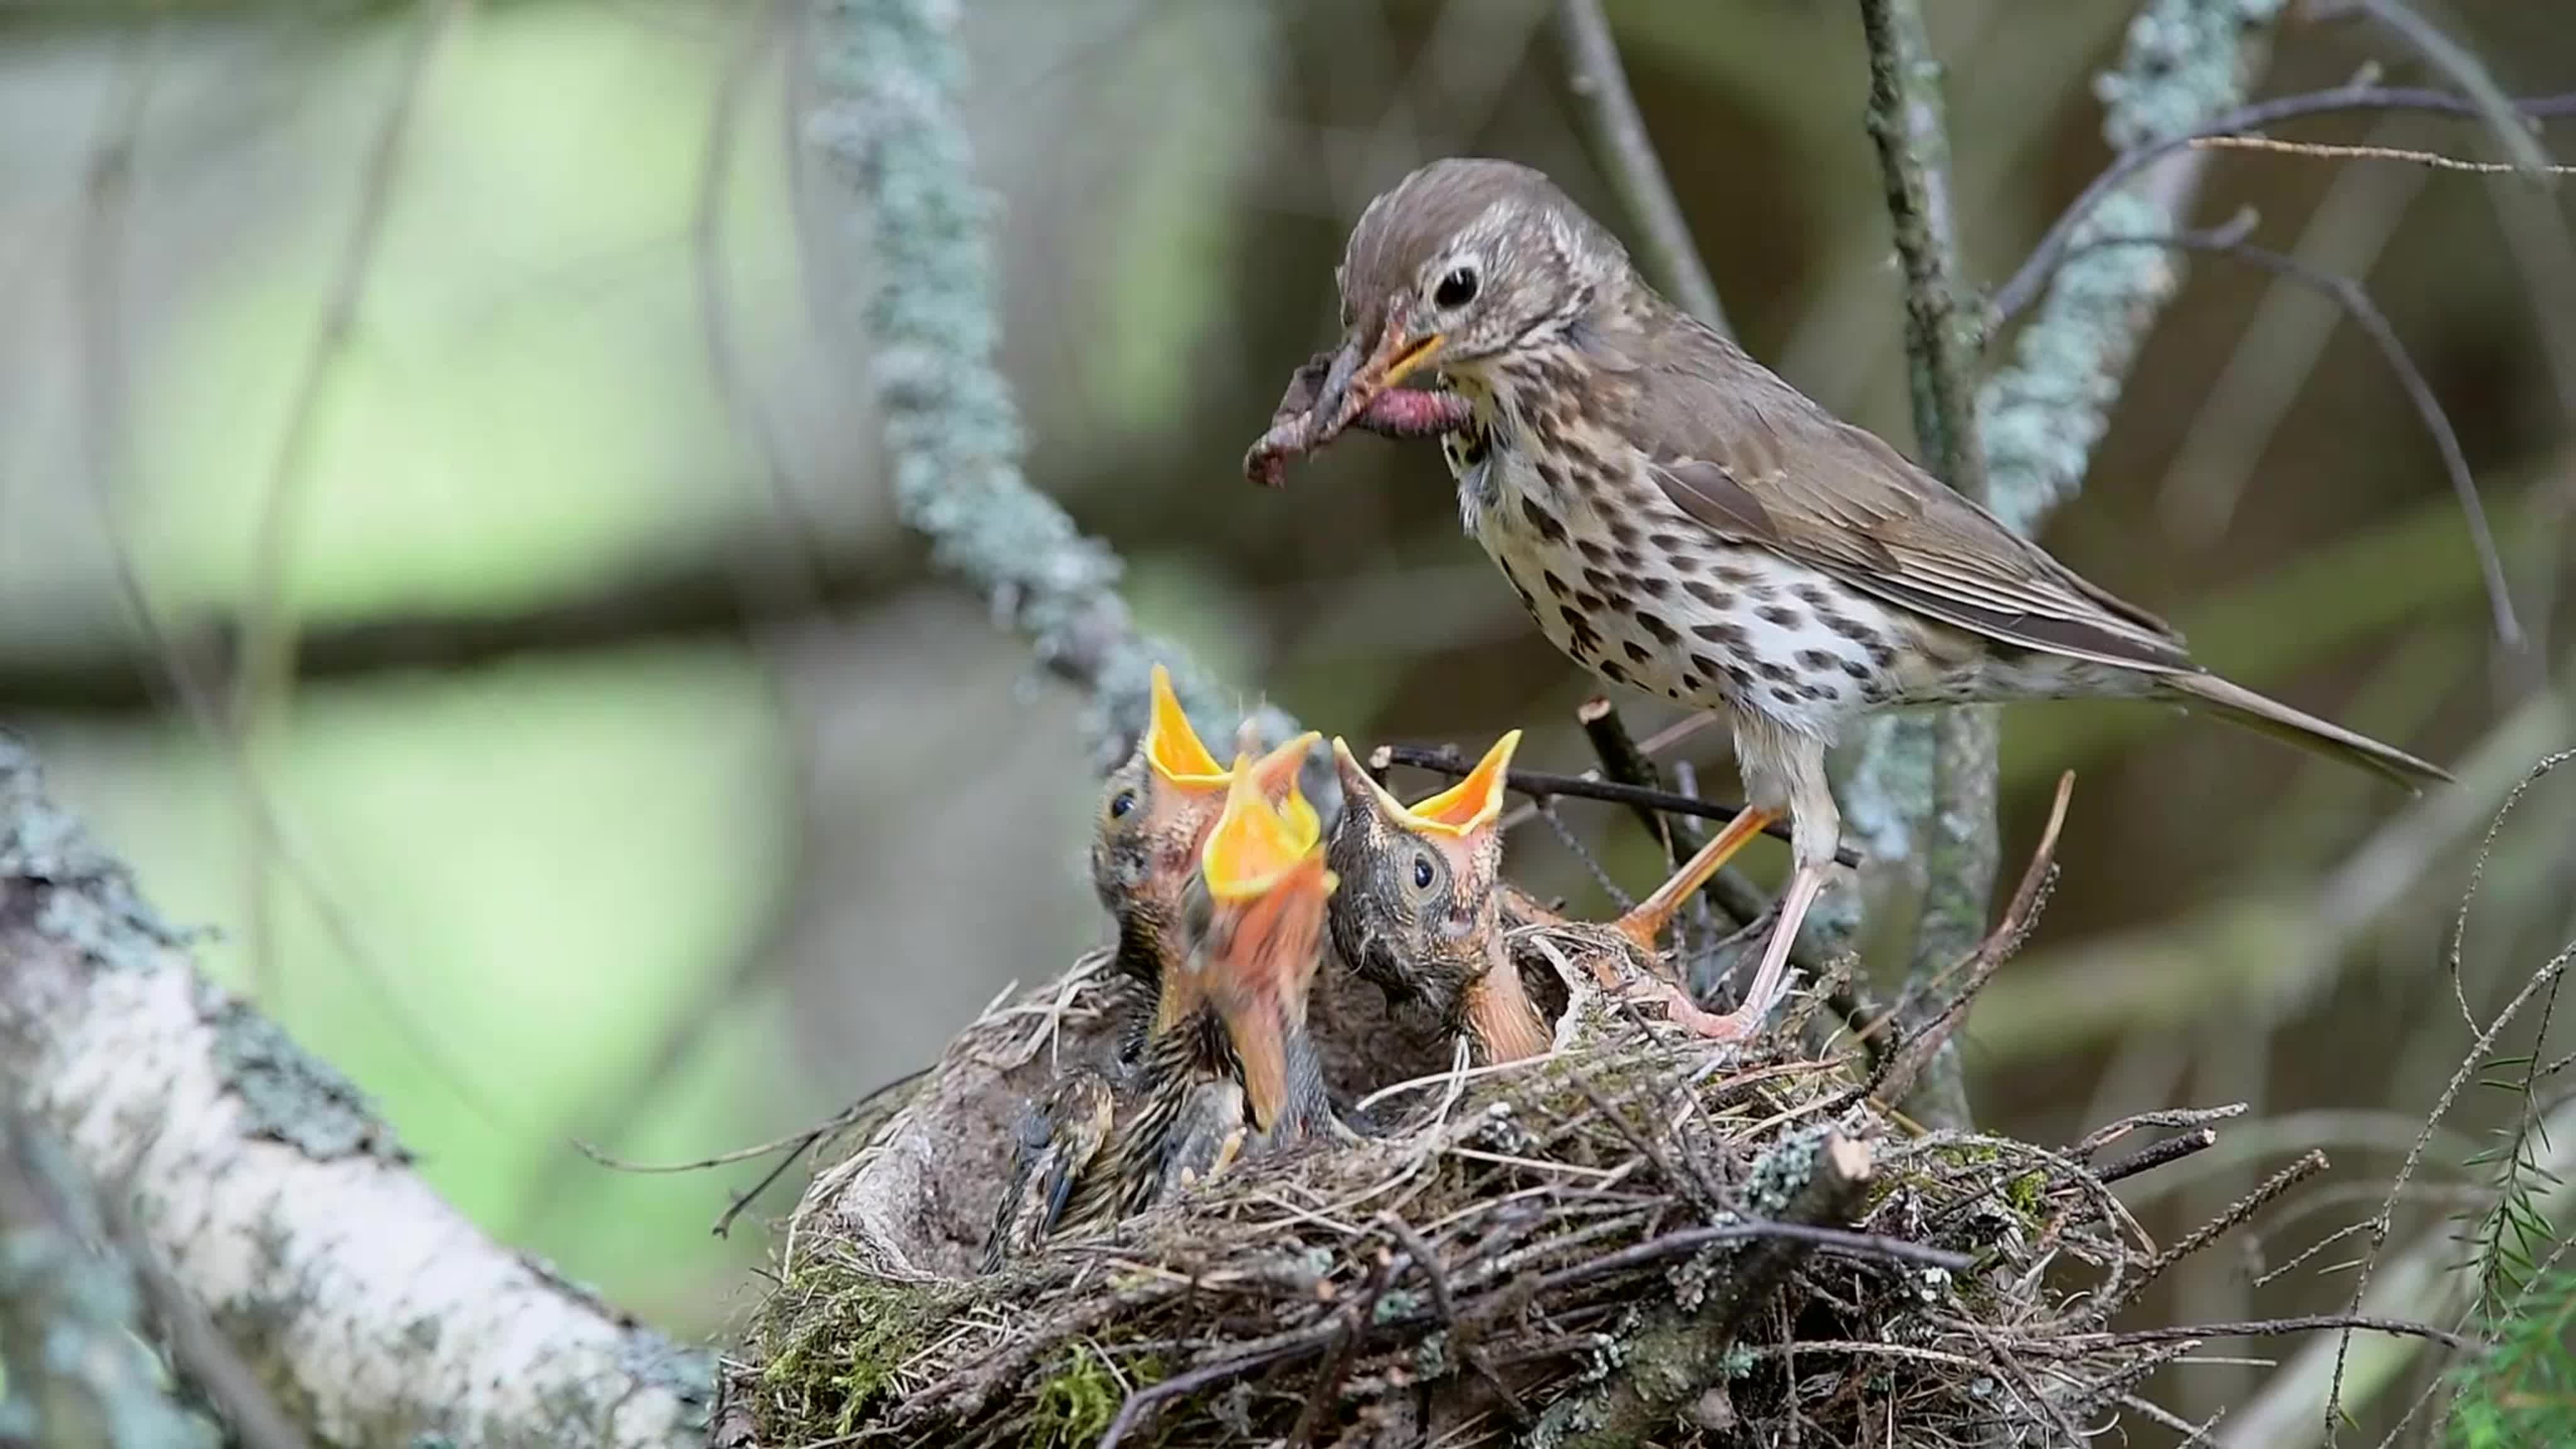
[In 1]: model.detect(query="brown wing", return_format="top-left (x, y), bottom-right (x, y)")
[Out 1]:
top-left (1623, 317), bottom-right (2194, 674)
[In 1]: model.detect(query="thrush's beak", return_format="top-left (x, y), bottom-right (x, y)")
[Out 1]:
top-left (1315, 313), bottom-right (1446, 435)
top-left (1144, 663), bottom-right (1228, 786)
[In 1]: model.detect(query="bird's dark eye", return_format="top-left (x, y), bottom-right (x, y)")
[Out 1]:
top-left (1108, 790), bottom-right (1136, 819)
top-left (1434, 267), bottom-right (1479, 309)
top-left (1413, 853), bottom-right (1437, 891)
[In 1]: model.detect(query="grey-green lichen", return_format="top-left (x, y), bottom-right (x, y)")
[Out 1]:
top-left (0, 732), bottom-right (191, 963)
top-left (616, 1328), bottom-right (716, 1435)
top-left (194, 979), bottom-right (407, 1163)
top-left (1982, 0), bottom-right (2282, 538)
top-left (0, 1119), bottom-right (222, 1449)
top-left (802, 0), bottom-right (1318, 806)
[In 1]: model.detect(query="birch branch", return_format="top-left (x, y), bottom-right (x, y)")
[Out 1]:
top-left (0, 736), bottom-right (709, 1448)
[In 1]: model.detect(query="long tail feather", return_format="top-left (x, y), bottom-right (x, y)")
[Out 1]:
top-left (2161, 670), bottom-right (2452, 791)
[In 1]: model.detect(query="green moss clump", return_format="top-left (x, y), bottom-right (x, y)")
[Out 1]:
top-left (749, 1247), bottom-right (947, 1438)
top-left (1024, 1343), bottom-right (1163, 1448)
top-left (2004, 1169), bottom-right (2046, 1216)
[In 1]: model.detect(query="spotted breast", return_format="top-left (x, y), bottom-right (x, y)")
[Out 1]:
top-left (1440, 382), bottom-right (1934, 741)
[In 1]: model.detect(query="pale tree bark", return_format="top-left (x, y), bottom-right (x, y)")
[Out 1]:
top-left (0, 736), bottom-right (709, 1448)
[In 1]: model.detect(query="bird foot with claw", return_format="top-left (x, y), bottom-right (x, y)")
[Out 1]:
top-left (1244, 349), bottom-right (1474, 487)
top-left (1631, 979), bottom-right (1761, 1042)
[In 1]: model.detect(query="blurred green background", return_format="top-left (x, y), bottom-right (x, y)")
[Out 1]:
top-left (2, 0), bottom-right (2572, 1430)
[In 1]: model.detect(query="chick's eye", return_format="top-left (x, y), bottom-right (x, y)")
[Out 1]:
top-left (1108, 790), bottom-right (1136, 819)
top-left (1413, 854), bottom-right (1437, 891)
top-left (1434, 267), bottom-right (1478, 309)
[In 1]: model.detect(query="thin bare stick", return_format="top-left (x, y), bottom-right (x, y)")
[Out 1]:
top-left (2095, 1128), bottom-right (2219, 1187)
top-left (70, 8), bottom-right (514, 1138)
top-left (231, 0), bottom-right (463, 1002)
top-left (2070, 1314), bottom-right (2464, 1353)
top-left (1553, 0), bottom-right (1727, 335)
top-left (2347, 0), bottom-right (2556, 182)
top-left (2187, 133), bottom-right (2576, 174)
top-left (2065, 228), bottom-right (2517, 649)
top-left (1372, 742), bottom-right (1861, 865)
top-left (2110, 1150), bottom-right (2329, 1315)
top-left (1858, 770), bottom-right (2074, 1112)
top-left (2076, 1101), bottom-right (2250, 1157)
top-left (1993, 85), bottom-right (2576, 325)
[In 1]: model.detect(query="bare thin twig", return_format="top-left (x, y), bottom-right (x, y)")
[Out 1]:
top-left (68, 11), bottom-right (516, 1141)
top-left (2348, 0), bottom-right (2557, 182)
top-left (1553, 0), bottom-right (1728, 336)
top-left (2095, 1128), bottom-right (2219, 1186)
top-left (1372, 741), bottom-right (1862, 865)
top-left (2187, 131), bottom-right (2576, 173)
top-left (2111, 1150), bottom-right (2330, 1315)
top-left (1992, 84), bottom-right (2576, 326)
top-left (1856, 770), bottom-right (2073, 1113)
top-left (232, 0), bottom-right (462, 1003)
top-left (2063, 228), bottom-right (2518, 647)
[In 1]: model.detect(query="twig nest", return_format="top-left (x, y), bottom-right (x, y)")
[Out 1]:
top-left (723, 954), bottom-right (2194, 1448)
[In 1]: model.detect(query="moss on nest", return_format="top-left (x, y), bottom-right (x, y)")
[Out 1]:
top-left (747, 1242), bottom-right (948, 1433)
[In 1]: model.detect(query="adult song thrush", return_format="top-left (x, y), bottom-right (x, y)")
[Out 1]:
top-left (1253, 157), bottom-right (2451, 1036)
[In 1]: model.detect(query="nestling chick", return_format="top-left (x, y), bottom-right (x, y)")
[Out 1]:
top-left (1057, 752), bottom-right (1342, 1232)
top-left (985, 703), bottom-right (1319, 1271)
top-left (1325, 732), bottom-right (1555, 1063)
top-left (981, 1072), bottom-right (1113, 1273)
top-left (1330, 732), bottom-right (1797, 1055)
top-left (1091, 663), bottom-right (1318, 1057)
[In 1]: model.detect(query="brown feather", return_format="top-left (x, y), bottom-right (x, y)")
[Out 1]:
top-left (2158, 671), bottom-right (2453, 790)
top-left (1607, 309), bottom-right (2197, 674)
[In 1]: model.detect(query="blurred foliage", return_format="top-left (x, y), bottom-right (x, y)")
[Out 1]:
top-left (2448, 1268), bottom-right (2576, 1447)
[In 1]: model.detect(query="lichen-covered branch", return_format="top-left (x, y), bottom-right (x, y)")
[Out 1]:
top-left (0, 1111), bottom-right (221, 1449)
top-left (1852, 0), bottom-right (1996, 1134)
top-left (1829, 0), bottom-right (2284, 1127)
top-left (0, 736), bottom-right (709, 1448)
top-left (804, 0), bottom-right (1299, 778)
top-left (1980, 0), bottom-right (2283, 538)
